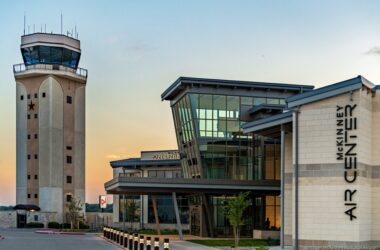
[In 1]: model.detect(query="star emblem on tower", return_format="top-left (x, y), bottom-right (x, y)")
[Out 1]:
top-left (28, 101), bottom-right (35, 111)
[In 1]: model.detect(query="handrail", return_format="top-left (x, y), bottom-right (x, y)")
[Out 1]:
top-left (13, 63), bottom-right (88, 78)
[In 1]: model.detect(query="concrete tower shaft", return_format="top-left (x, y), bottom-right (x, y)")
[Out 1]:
top-left (14, 33), bottom-right (87, 223)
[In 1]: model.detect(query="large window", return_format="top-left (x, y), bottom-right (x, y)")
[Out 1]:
top-left (148, 195), bottom-right (188, 224)
top-left (148, 170), bottom-right (182, 178)
top-left (119, 195), bottom-right (141, 223)
top-left (21, 46), bottom-right (81, 69)
top-left (265, 195), bottom-right (281, 230)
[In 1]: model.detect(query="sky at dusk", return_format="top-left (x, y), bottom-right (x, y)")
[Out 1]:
top-left (1, 0), bottom-right (380, 205)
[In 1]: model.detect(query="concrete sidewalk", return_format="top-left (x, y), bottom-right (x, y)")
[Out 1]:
top-left (171, 240), bottom-right (220, 250)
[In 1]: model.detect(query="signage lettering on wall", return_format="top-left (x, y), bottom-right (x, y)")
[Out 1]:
top-left (336, 104), bottom-right (357, 221)
top-left (141, 151), bottom-right (180, 161)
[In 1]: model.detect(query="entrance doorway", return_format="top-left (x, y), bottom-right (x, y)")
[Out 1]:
top-left (190, 206), bottom-right (201, 236)
top-left (17, 213), bottom-right (26, 228)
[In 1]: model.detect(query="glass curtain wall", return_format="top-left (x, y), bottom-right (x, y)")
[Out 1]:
top-left (172, 93), bottom-right (282, 181)
top-left (171, 92), bottom-right (283, 236)
top-left (119, 195), bottom-right (141, 224)
top-left (147, 195), bottom-right (189, 224)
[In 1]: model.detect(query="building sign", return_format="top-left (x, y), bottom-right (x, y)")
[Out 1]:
top-left (336, 104), bottom-right (357, 221)
top-left (99, 195), bottom-right (107, 209)
top-left (141, 150), bottom-right (180, 161)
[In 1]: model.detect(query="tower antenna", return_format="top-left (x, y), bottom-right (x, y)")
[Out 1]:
top-left (23, 12), bottom-right (26, 35)
top-left (61, 12), bottom-right (63, 34)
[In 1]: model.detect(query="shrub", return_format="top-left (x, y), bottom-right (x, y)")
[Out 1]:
top-left (79, 221), bottom-right (90, 229)
top-left (47, 222), bottom-right (60, 229)
top-left (26, 222), bottom-right (44, 228)
top-left (61, 223), bottom-right (71, 229)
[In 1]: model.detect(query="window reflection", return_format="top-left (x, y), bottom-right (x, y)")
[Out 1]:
top-left (172, 93), bottom-right (283, 181)
top-left (21, 45), bottom-right (80, 69)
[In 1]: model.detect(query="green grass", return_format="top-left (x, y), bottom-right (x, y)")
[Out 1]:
top-left (188, 239), bottom-right (279, 247)
top-left (136, 229), bottom-right (190, 235)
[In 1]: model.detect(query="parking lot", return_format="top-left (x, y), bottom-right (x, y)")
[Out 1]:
top-left (0, 228), bottom-right (119, 250)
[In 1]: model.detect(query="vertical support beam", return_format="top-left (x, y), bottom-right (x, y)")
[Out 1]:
top-left (123, 195), bottom-right (127, 232)
top-left (202, 194), bottom-right (214, 237)
top-left (151, 195), bottom-right (161, 235)
top-left (172, 192), bottom-right (184, 240)
top-left (294, 110), bottom-right (299, 250)
top-left (280, 125), bottom-right (285, 249)
top-left (123, 168), bottom-right (126, 232)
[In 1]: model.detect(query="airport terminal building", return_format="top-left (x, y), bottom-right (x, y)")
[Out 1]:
top-left (106, 75), bottom-right (380, 249)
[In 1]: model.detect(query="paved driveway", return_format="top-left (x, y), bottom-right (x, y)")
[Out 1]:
top-left (0, 228), bottom-right (119, 250)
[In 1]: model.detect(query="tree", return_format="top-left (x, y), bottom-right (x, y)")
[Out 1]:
top-left (66, 196), bottom-right (83, 229)
top-left (225, 192), bottom-right (252, 247)
top-left (125, 199), bottom-right (138, 229)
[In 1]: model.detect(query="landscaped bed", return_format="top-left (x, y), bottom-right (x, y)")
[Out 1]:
top-left (188, 239), bottom-right (279, 247)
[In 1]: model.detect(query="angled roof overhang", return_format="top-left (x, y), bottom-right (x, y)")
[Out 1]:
top-left (105, 177), bottom-right (280, 195)
top-left (287, 75), bottom-right (376, 108)
top-left (110, 158), bottom-right (181, 169)
top-left (161, 77), bottom-right (314, 101)
top-left (248, 104), bottom-right (286, 116)
top-left (242, 112), bottom-right (293, 135)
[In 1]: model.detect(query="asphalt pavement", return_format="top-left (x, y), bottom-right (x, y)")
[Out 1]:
top-left (0, 228), bottom-right (222, 250)
top-left (0, 228), bottom-right (119, 250)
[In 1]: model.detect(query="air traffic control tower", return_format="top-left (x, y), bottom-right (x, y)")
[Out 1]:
top-left (13, 33), bottom-right (87, 223)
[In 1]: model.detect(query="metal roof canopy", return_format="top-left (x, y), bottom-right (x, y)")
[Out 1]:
top-left (110, 158), bottom-right (181, 169)
top-left (287, 75), bottom-right (376, 108)
top-left (242, 111), bottom-right (293, 136)
top-left (161, 77), bottom-right (314, 101)
top-left (105, 177), bottom-right (280, 195)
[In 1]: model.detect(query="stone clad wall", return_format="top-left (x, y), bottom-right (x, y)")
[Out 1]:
top-left (0, 211), bottom-right (57, 228)
top-left (0, 211), bottom-right (17, 228)
top-left (294, 88), bottom-right (379, 249)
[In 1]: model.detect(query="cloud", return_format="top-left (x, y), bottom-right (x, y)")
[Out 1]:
top-left (127, 40), bottom-right (157, 53)
top-left (365, 47), bottom-right (380, 56)
top-left (105, 153), bottom-right (130, 159)
top-left (105, 154), bottom-right (122, 159)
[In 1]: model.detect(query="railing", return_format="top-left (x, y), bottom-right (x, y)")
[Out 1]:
top-left (13, 63), bottom-right (88, 78)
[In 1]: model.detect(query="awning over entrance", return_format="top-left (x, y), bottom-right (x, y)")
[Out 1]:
top-left (13, 204), bottom-right (41, 211)
top-left (241, 111), bottom-right (293, 137)
top-left (105, 176), bottom-right (280, 195)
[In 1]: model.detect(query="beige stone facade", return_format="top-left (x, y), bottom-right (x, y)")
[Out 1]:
top-left (284, 85), bottom-right (380, 249)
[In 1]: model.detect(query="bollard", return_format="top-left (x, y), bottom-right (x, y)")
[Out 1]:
top-left (128, 234), bottom-right (134, 250)
top-left (124, 232), bottom-right (129, 248)
top-left (119, 230), bottom-right (124, 245)
top-left (103, 227), bottom-right (106, 237)
top-left (154, 237), bottom-right (160, 250)
top-left (139, 235), bottom-right (144, 250)
top-left (116, 229), bottom-right (120, 243)
top-left (110, 228), bottom-right (114, 241)
top-left (146, 236), bottom-right (151, 250)
top-left (133, 233), bottom-right (139, 250)
top-left (113, 228), bottom-right (116, 242)
top-left (163, 239), bottom-right (169, 250)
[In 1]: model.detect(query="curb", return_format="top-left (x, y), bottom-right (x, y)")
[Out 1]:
top-left (35, 230), bottom-right (85, 235)
top-left (98, 235), bottom-right (125, 250)
top-left (59, 232), bottom-right (86, 235)
top-left (35, 230), bottom-right (56, 235)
